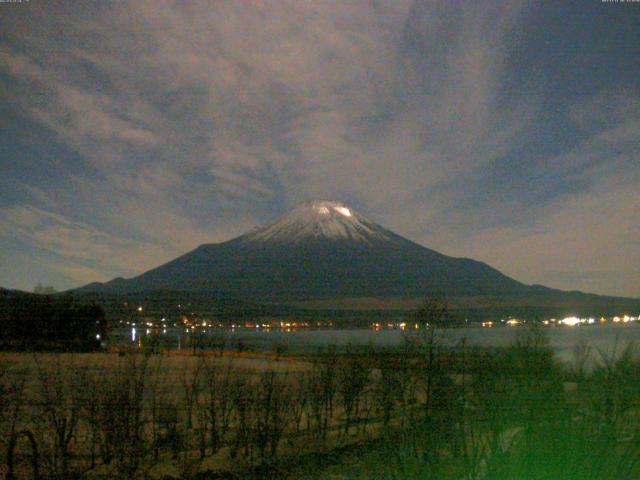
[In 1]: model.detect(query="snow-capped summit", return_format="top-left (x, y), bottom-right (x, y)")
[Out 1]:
top-left (241, 200), bottom-right (390, 244)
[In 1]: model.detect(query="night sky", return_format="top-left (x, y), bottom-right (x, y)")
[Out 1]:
top-left (1, 1), bottom-right (638, 297)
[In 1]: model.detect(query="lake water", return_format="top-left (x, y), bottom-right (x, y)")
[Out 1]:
top-left (116, 323), bottom-right (640, 365)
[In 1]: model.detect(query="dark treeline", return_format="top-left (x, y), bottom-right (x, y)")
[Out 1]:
top-left (0, 290), bottom-right (106, 351)
top-left (68, 288), bottom-right (640, 328)
top-left (72, 289), bottom-right (410, 328)
top-left (1, 326), bottom-right (639, 479)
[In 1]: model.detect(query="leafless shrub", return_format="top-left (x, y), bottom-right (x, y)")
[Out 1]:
top-left (252, 370), bottom-right (292, 463)
top-left (306, 354), bottom-right (337, 443)
top-left (153, 399), bottom-right (183, 460)
top-left (395, 347), bottom-right (420, 430)
top-left (32, 355), bottom-right (84, 479)
top-left (337, 347), bottom-right (371, 436)
top-left (181, 357), bottom-right (205, 437)
top-left (199, 361), bottom-right (233, 458)
top-left (6, 429), bottom-right (39, 480)
top-left (571, 339), bottom-right (592, 382)
top-left (94, 354), bottom-right (149, 476)
top-left (289, 372), bottom-right (308, 436)
top-left (138, 356), bottom-right (167, 465)
top-left (229, 373), bottom-right (255, 463)
top-left (77, 364), bottom-right (106, 470)
top-left (374, 356), bottom-right (403, 432)
top-left (590, 343), bottom-right (640, 431)
top-left (1, 364), bottom-right (29, 479)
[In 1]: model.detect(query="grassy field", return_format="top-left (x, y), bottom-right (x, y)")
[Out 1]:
top-left (1, 328), bottom-right (639, 479)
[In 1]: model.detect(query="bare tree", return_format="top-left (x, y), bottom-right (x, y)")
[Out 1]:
top-left (253, 370), bottom-right (292, 463)
top-left (374, 354), bottom-right (402, 432)
top-left (306, 352), bottom-right (337, 444)
top-left (200, 361), bottom-right (233, 457)
top-left (1, 365), bottom-right (30, 479)
top-left (337, 347), bottom-right (371, 436)
top-left (229, 374), bottom-right (255, 463)
top-left (153, 399), bottom-right (183, 460)
top-left (289, 372), bottom-right (308, 436)
top-left (6, 430), bottom-right (39, 480)
top-left (33, 355), bottom-right (84, 479)
top-left (413, 297), bottom-right (449, 418)
top-left (181, 357), bottom-right (205, 432)
top-left (78, 365), bottom-right (105, 470)
top-left (95, 354), bottom-right (149, 476)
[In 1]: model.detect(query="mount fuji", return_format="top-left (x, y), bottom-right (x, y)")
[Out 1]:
top-left (80, 201), bottom-right (523, 299)
top-left (78, 201), bottom-right (639, 314)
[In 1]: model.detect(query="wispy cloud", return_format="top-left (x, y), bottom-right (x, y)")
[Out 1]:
top-left (0, 204), bottom-right (166, 275)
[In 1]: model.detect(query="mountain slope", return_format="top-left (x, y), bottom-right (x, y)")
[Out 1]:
top-left (78, 200), bottom-right (529, 300)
